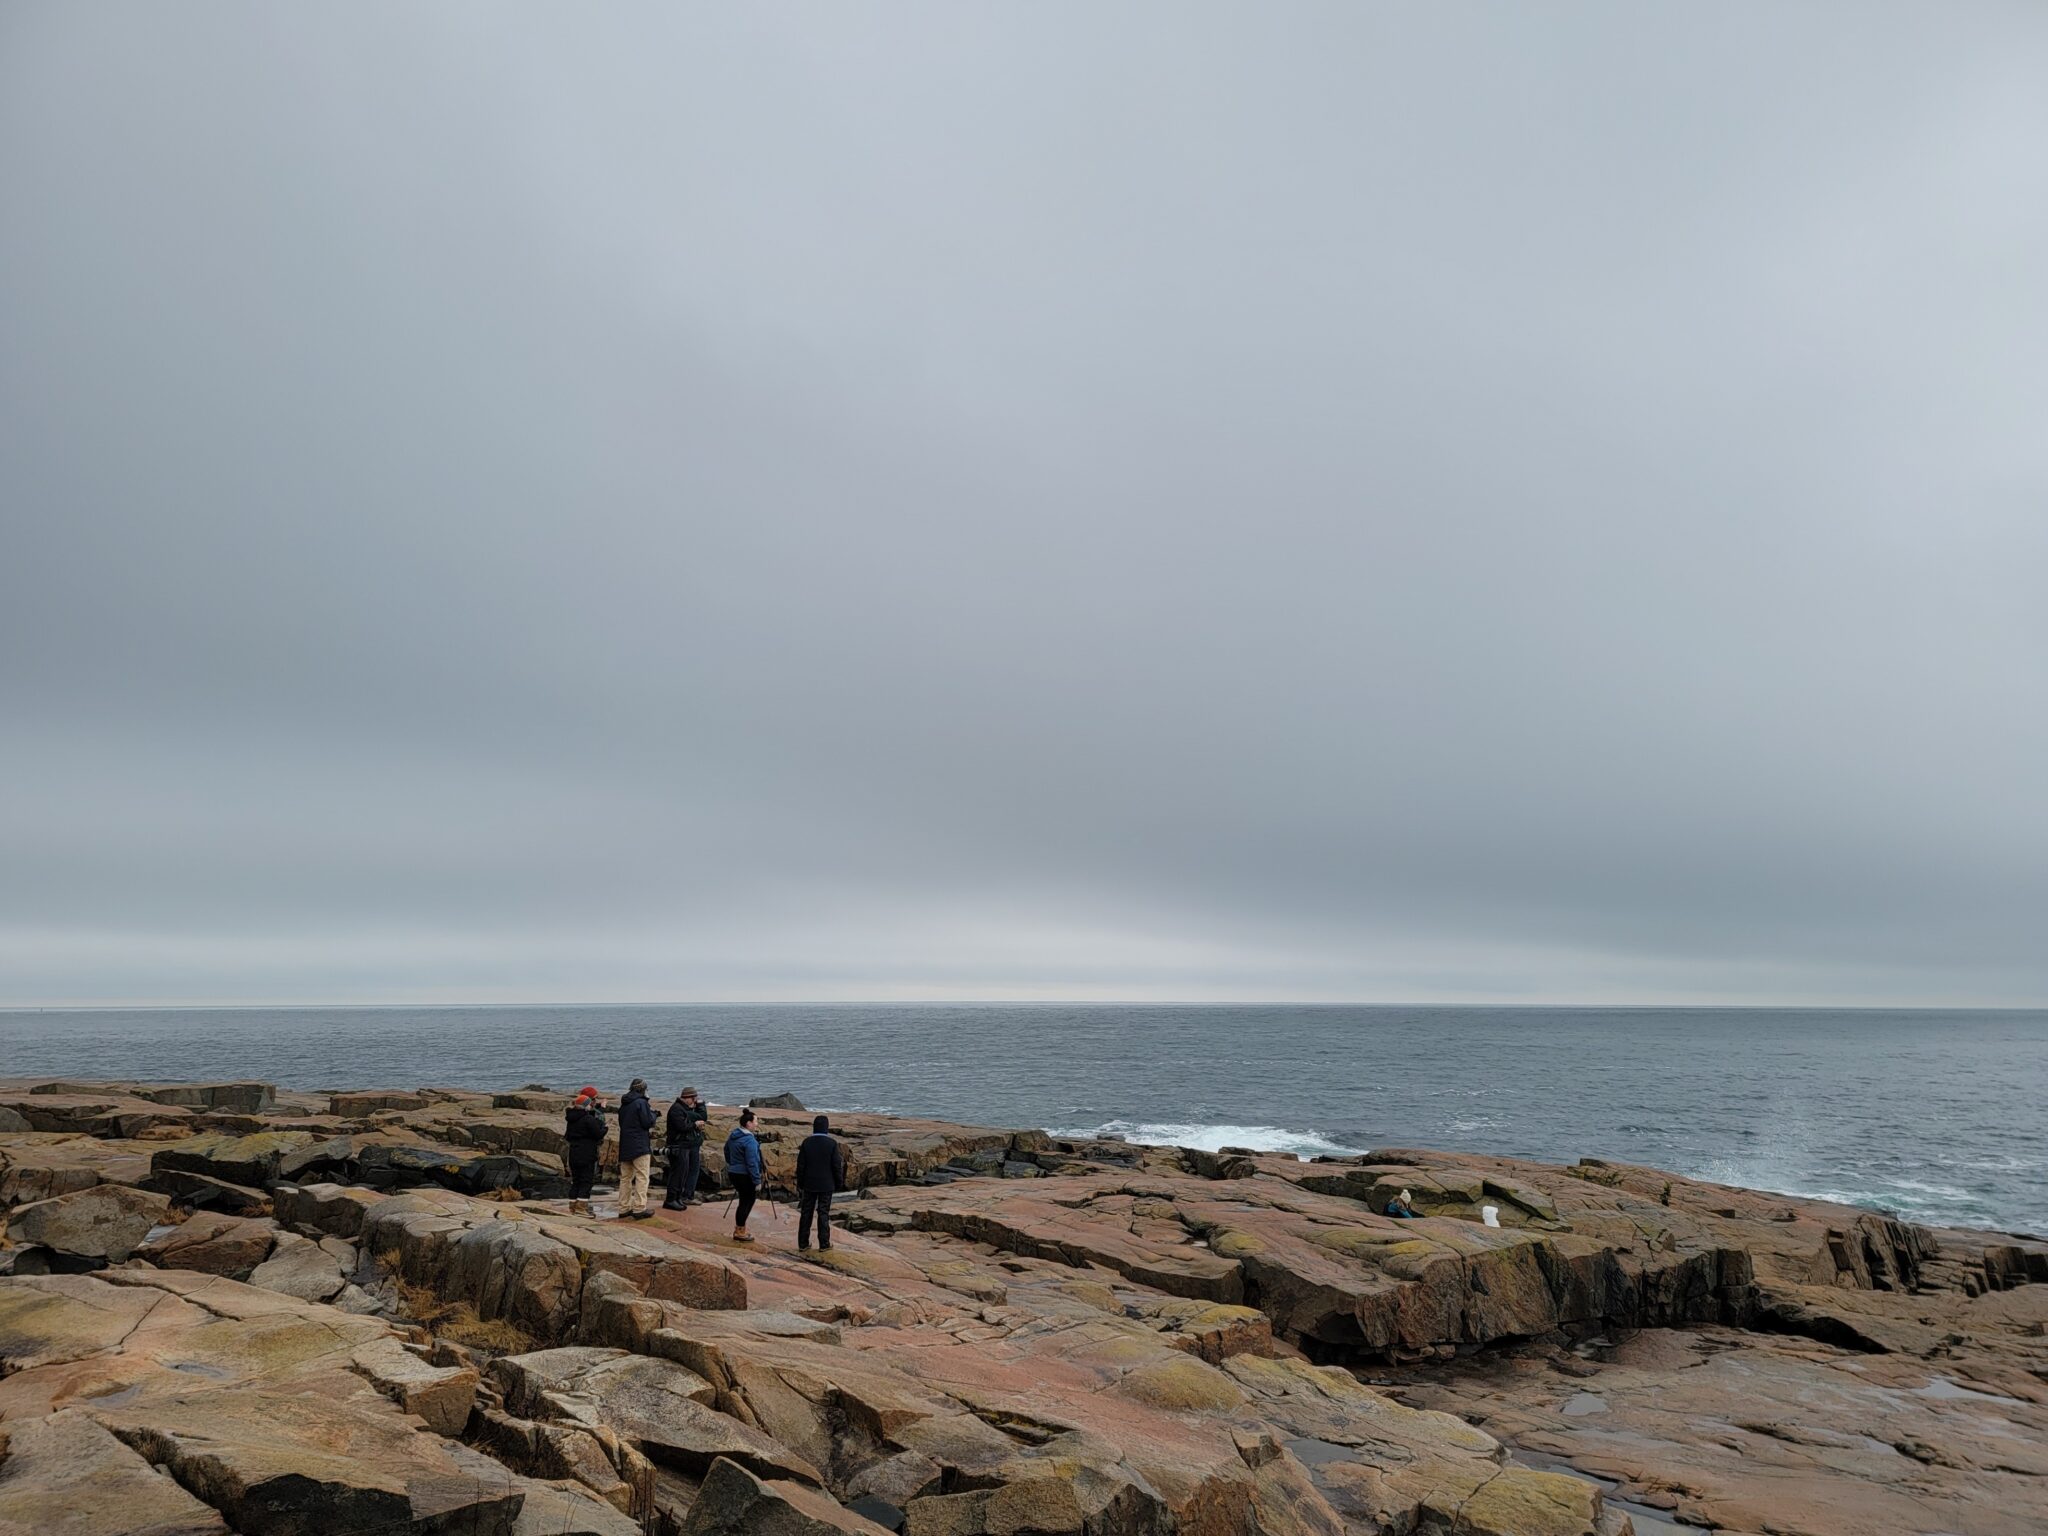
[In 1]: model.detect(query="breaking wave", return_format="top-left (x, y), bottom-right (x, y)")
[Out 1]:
top-left (1050, 1119), bottom-right (1368, 1160)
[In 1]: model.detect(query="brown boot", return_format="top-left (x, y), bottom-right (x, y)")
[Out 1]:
top-left (732, 1226), bottom-right (754, 1243)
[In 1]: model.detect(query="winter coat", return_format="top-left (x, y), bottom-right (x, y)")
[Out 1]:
top-left (723, 1125), bottom-right (764, 1181)
top-left (617, 1091), bottom-right (657, 1161)
top-left (794, 1132), bottom-right (847, 1195)
top-left (666, 1099), bottom-right (709, 1148)
top-left (563, 1105), bottom-right (608, 1166)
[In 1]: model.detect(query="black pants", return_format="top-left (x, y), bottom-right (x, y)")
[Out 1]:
top-left (664, 1145), bottom-right (700, 1207)
top-left (730, 1172), bottom-right (757, 1229)
top-left (798, 1190), bottom-right (833, 1249)
top-left (569, 1156), bottom-right (597, 1201)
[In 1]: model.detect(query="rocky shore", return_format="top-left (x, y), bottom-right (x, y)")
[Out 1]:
top-left (2, 1079), bottom-right (2043, 1535)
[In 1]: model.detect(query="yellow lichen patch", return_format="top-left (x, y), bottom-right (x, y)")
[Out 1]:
top-left (1306, 1226), bottom-right (1401, 1258)
top-left (1113, 1354), bottom-right (1248, 1413)
top-left (1428, 1466), bottom-right (1603, 1536)
top-left (1044, 1278), bottom-right (1122, 1312)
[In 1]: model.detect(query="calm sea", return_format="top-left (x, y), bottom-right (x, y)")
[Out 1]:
top-left (4, 1004), bottom-right (2042, 1236)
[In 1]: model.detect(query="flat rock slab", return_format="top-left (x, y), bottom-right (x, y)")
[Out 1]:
top-left (0, 1271), bottom-right (522, 1535)
top-left (0, 1091), bottom-right (195, 1140)
top-left (7, 1183), bottom-right (170, 1261)
top-left (133, 1082), bottom-right (277, 1114)
top-left (0, 1133), bottom-right (154, 1206)
top-left (1388, 1316), bottom-right (2048, 1536)
top-left (97, 1387), bottom-right (526, 1535)
top-left (0, 1408), bottom-right (230, 1535)
top-left (510, 1480), bottom-right (644, 1536)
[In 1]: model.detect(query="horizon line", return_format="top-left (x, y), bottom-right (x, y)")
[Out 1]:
top-left (3, 998), bottom-right (2044, 1014)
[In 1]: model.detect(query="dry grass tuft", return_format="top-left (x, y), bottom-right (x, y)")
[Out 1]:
top-left (438, 1311), bottom-right (535, 1353)
top-left (381, 1270), bottom-right (536, 1356)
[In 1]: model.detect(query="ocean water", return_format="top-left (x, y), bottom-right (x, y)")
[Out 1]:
top-left (3, 1004), bottom-right (2042, 1236)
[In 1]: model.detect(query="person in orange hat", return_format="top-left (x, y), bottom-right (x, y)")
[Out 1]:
top-left (564, 1086), bottom-right (608, 1201)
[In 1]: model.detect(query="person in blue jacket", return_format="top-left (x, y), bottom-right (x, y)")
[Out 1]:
top-left (723, 1107), bottom-right (764, 1243)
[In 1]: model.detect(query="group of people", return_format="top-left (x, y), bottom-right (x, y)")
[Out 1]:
top-left (561, 1081), bottom-right (849, 1251)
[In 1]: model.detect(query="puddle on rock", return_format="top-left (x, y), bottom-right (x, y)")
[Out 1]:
top-left (1916, 1375), bottom-right (2014, 1404)
top-left (166, 1360), bottom-right (231, 1379)
top-left (1284, 1436), bottom-right (1360, 1468)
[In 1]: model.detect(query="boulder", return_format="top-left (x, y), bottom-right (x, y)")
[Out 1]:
top-left (275, 1134), bottom-right (358, 1182)
top-left (494, 1090), bottom-right (571, 1111)
top-left (136, 1211), bottom-right (278, 1276)
top-left (136, 1082), bottom-right (276, 1114)
top-left (347, 1334), bottom-right (478, 1435)
top-left (272, 1180), bottom-right (381, 1238)
top-left (6, 1184), bottom-right (169, 1262)
top-left (491, 1347), bottom-right (820, 1484)
top-left (347, 1140), bottom-right (564, 1196)
top-left (0, 1105), bottom-right (29, 1132)
top-left (150, 1131), bottom-right (316, 1189)
top-left (749, 1093), bottom-right (808, 1112)
top-left (364, 1192), bottom-right (745, 1342)
top-left (246, 1230), bottom-right (347, 1302)
top-left (366, 1194), bottom-right (586, 1338)
top-left (145, 1168), bottom-right (274, 1216)
top-left (682, 1457), bottom-right (894, 1536)
top-left (473, 1406), bottom-right (651, 1517)
top-left (330, 1090), bottom-right (433, 1116)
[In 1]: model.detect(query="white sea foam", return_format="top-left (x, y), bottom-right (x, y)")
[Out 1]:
top-left (1052, 1120), bottom-right (1368, 1160)
top-left (1688, 1159), bottom-right (1990, 1221)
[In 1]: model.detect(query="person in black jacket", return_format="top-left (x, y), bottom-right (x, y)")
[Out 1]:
top-left (616, 1078), bottom-right (658, 1219)
top-left (563, 1086), bottom-right (608, 1201)
top-left (794, 1114), bottom-right (849, 1253)
top-left (662, 1085), bottom-right (709, 1211)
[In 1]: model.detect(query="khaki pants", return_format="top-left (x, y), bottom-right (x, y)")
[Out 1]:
top-left (620, 1154), bottom-right (652, 1213)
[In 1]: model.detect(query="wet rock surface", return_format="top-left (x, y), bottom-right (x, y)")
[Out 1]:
top-left (1, 1079), bottom-right (2043, 1536)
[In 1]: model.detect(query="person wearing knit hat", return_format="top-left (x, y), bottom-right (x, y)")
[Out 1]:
top-left (563, 1087), bottom-right (608, 1202)
top-left (616, 1079), bottom-right (658, 1218)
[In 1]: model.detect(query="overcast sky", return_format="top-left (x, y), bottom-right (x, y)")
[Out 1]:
top-left (3, 5), bottom-right (2045, 1007)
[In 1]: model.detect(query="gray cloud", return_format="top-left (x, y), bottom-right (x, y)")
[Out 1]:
top-left (4, 4), bottom-right (2045, 1005)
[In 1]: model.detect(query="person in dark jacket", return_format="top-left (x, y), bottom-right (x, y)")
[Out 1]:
top-left (662, 1085), bottom-right (709, 1211)
top-left (793, 1114), bottom-right (849, 1253)
top-left (563, 1086), bottom-right (608, 1201)
top-left (616, 1078), bottom-right (658, 1219)
top-left (723, 1109), bottom-right (764, 1243)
